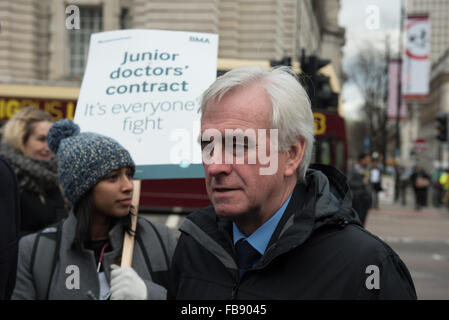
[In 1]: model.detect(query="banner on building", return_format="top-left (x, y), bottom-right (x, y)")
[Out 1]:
top-left (402, 15), bottom-right (430, 99)
top-left (387, 59), bottom-right (407, 120)
top-left (75, 29), bottom-right (218, 180)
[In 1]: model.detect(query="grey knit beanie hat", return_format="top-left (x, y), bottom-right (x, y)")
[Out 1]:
top-left (47, 119), bottom-right (135, 206)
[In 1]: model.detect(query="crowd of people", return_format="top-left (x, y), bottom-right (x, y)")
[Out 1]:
top-left (1, 67), bottom-right (417, 300)
top-left (347, 149), bottom-right (442, 226)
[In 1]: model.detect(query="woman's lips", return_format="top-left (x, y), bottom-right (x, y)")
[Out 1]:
top-left (118, 199), bottom-right (132, 205)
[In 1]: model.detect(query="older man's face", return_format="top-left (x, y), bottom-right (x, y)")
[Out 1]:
top-left (200, 84), bottom-right (290, 222)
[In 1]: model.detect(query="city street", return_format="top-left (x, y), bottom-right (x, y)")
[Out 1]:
top-left (142, 191), bottom-right (449, 300)
top-left (365, 199), bottom-right (449, 300)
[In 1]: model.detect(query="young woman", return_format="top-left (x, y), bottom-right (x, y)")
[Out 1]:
top-left (12, 119), bottom-right (177, 300)
top-left (0, 107), bottom-right (68, 237)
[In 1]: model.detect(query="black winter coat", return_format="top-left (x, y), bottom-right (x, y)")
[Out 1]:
top-left (0, 157), bottom-right (20, 300)
top-left (19, 187), bottom-right (67, 238)
top-left (168, 164), bottom-right (417, 300)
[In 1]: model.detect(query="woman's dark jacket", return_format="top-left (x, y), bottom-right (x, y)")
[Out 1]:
top-left (0, 157), bottom-right (20, 299)
top-left (0, 143), bottom-right (68, 237)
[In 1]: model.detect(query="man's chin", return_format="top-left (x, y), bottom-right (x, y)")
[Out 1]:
top-left (213, 204), bottom-right (246, 218)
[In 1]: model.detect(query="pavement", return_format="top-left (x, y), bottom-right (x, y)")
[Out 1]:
top-left (365, 198), bottom-right (449, 300)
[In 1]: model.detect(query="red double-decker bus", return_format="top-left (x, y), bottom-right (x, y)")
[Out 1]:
top-left (312, 110), bottom-right (348, 175)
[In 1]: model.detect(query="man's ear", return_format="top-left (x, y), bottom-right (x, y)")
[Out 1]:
top-left (284, 138), bottom-right (306, 177)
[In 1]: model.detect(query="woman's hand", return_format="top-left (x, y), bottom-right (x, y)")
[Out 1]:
top-left (110, 264), bottom-right (147, 300)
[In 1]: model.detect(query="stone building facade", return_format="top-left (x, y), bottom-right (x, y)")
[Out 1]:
top-left (0, 0), bottom-right (344, 90)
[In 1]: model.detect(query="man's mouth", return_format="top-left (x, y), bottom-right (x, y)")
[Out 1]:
top-left (213, 188), bottom-right (239, 193)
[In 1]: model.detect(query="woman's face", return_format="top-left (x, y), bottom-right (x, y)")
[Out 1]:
top-left (23, 121), bottom-right (53, 161)
top-left (92, 167), bottom-right (134, 218)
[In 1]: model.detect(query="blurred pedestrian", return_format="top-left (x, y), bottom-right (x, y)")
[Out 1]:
top-left (348, 151), bottom-right (372, 225)
top-left (12, 119), bottom-right (176, 300)
top-left (410, 165), bottom-right (430, 211)
top-left (0, 107), bottom-right (68, 237)
top-left (398, 165), bottom-right (412, 206)
top-left (431, 166), bottom-right (444, 207)
top-left (370, 157), bottom-right (383, 209)
top-left (168, 66), bottom-right (416, 300)
top-left (0, 157), bottom-right (20, 300)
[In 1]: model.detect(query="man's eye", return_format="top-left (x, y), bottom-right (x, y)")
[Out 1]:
top-left (233, 144), bottom-right (248, 152)
top-left (201, 141), bottom-right (214, 150)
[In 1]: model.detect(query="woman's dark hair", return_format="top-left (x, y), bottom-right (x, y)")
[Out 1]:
top-left (71, 188), bottom-right (135, 252)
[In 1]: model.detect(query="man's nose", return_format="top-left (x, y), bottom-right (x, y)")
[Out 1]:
top-left (205, 147), bottom-right (232, 176)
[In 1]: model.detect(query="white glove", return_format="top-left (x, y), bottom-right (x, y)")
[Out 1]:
top-left (110, 264), bottom-right (147, 300)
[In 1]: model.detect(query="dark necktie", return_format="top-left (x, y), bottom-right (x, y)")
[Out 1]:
top-left (235, 239), bottom-right (261, 277)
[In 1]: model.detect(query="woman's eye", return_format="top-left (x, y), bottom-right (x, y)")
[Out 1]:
top-left (107, 174), bottom-right (118, 181)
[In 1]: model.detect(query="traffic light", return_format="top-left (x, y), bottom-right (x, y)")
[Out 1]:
top-left (436, 112), bottom-right (449, 142)
top-left (270, 56), bottom-right (292, 67)
top-left (300, 53), bottom-right (339, 109)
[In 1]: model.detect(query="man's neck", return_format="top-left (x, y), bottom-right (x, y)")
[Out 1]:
top-left (234, 178), bottom-right (297, 237)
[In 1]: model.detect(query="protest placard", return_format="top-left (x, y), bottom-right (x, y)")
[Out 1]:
top-left (75, 29), bottom-right (218, 180)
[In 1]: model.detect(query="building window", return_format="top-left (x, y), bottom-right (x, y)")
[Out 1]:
top-left (120, 8), bottom-right (131, 29)
top-left (68, 6), bottom-right (103, 77)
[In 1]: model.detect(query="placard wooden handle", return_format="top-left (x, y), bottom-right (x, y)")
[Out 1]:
top-left (121, 179), bottom-right (141, 267)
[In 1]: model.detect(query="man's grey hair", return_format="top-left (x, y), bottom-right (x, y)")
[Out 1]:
top-left (200, 65), bottom-right (315, 182)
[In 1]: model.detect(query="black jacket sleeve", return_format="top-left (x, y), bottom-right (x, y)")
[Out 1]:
top-left (167, 235), bottom-right (184, 300)
top-left (0, 158), bottom-right (20, 300)
top-left (378, 253), bottom-right (417, 300)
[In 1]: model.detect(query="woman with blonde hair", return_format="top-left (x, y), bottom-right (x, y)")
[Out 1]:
top-left (0, 106), bottom-right (68, 237)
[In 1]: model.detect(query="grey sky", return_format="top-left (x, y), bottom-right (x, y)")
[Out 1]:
top-left (339, 0), bottom-right (403, 119)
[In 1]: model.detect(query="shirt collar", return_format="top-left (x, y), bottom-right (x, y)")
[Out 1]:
top-left (233, 193), bottom-right (292, 255)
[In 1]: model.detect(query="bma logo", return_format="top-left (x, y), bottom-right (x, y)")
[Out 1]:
top-left (189, 36), bottom-right (210, 44)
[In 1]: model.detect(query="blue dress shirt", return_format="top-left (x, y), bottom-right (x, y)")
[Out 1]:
top-left (233, 193), bottom-right (293, 259)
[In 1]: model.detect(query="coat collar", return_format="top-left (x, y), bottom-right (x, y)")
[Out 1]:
top-left (180, 164), bottom-right (361, 269)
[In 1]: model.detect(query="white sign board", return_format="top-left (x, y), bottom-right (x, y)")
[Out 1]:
top-left (402, 15), bottom-right (430, 99)
top-left (75, 29), bottom-right (218, 179)
top-left (379, 175), bottom-right (395, 205)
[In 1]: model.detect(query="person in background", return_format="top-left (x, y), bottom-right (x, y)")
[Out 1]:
top-left (0, 107), bottom-right (68, 237)
top-left (348, 151), bottom-right (372, 225)
top-left (12, 119), bottom-right (176, 300)
top-left (0, 157), bottom-right (20, 300)
top-left (431, 166), bottom-right (444, 207)
top-left (410, 165), bottom-right (431, 211)
top-left (370, 157), bottom-right (383, 210)
top-left (398, 165), bottom-right (412, 206)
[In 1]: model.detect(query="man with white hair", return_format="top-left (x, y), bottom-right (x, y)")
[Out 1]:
top-left (168, 66), bottom-right (416, 299)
